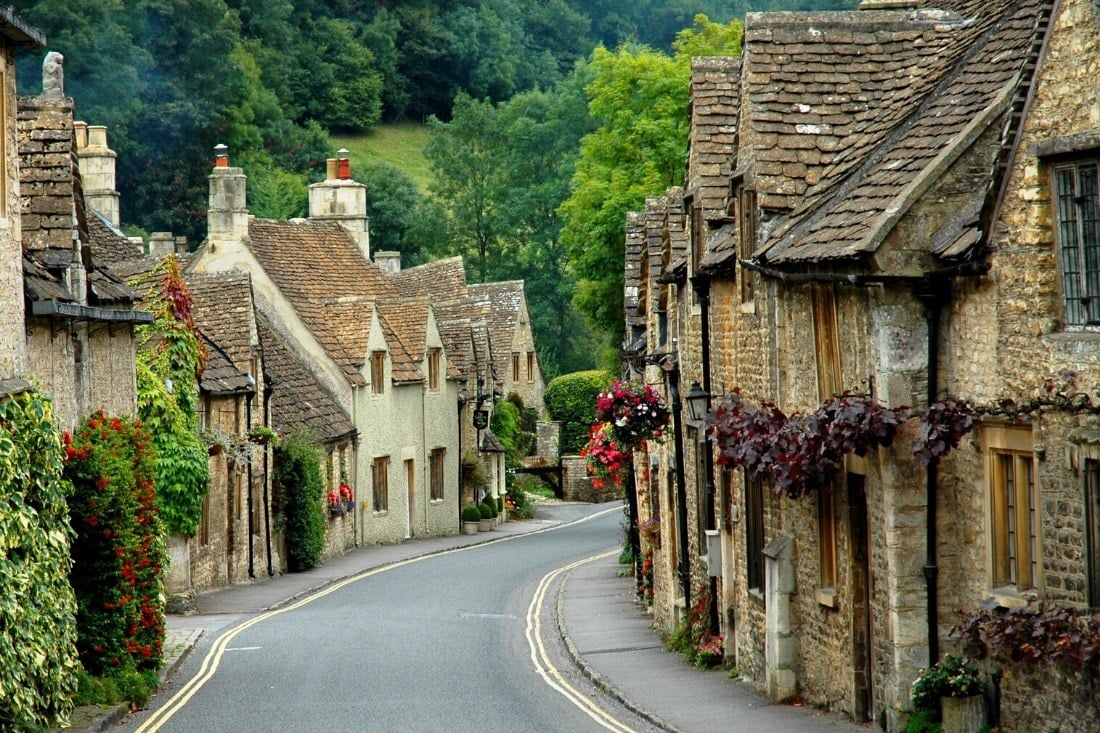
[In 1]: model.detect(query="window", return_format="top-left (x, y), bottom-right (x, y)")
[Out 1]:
top-left (818, 483), bottom-right (837, 591)
top-left (1054, 161), bottom-right (1100, 325)
top-left (200, 491), bottom-right (210, 547)
top-left (430, 448), bottom-right (446, 501)
top-left (986, 426), bottom-right (1038, 590)
top-left (371, 351), bottom-right (385, 395)
top-left (372, 456), bottom-right (390, 512)
top-left (526, 351), bottom-right (535, 383)
top-left (512, 352), bottom-right (520, 382)
top-left (1085, 460), bottom-right (1100, 607)
top-left (745, 476), bottom-right (765, 595)
top-left (695, 430), bottom-right (708, 553)
top-left (428, 348), bottom-right (441, 391)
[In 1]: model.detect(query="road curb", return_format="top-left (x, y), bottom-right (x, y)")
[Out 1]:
top-left (554, 561), bottom-right (687, 733)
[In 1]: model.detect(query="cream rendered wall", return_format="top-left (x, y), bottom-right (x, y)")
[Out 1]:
top-left (423, 309), bottom-right (460, 537)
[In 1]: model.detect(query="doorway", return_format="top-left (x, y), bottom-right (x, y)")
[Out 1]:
top-left (848, 474), bottom-right (873, 722)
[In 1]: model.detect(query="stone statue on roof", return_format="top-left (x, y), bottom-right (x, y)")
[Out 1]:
top-left (42, 51), bottom-right (64, 98)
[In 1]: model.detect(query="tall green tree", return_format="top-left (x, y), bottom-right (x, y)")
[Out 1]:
top-left (559, 15), bottom-right (742, 347)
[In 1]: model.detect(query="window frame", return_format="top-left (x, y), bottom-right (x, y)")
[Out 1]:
top-left (984, 425), bottom-right (1039, 592)
top-left (745, 476), bottom-right (766, 597)
top-left (370, 351), bottom-right (386, 395)
top-left (430, 447), bottom-right (446, 502)
top-left (372, 456), bottom-right (390, 513)
top-left (526, 351), bottom-right (535, 383)
top-left (512, 352), bottom-right (520, 382)
top-left (428, 348), bottom-right (441, 392)
top-left (1053, 160), bottom-right (1100, 326)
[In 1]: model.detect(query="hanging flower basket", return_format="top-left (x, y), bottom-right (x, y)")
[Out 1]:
top-left (327, 483), bottom-right (355, 518)
top-left (595, 380), bottom-right (670, 448)
top-left (581, 422), bottom-right (629, 489)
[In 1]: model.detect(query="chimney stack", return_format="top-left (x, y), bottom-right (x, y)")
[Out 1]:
top-left (309, 148), bottom-right (370, 260)
top-left (74, 122), bottom-right (120, 227)
top-left (208, 144), bottom-right (249, 251)
top-left (374, 250), bottom-right (402, 274)
top-left (149, 232), bottom-right (175, 257)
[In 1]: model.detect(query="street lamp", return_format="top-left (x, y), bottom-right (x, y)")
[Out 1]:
top-left (685, 380), bottom-right (709, 422)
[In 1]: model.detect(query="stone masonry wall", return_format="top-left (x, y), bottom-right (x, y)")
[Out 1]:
top-left (0, 50), bottom-right (26, 380)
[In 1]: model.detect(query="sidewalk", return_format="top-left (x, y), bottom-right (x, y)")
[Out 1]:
top-left (67, 503), bottom-right (868, 732)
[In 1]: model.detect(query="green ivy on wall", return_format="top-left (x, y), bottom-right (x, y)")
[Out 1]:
top-left (273, 431), bottom-right (326, 571)
top-left (132, 256), bottom-right (210, 536)
top-left (0, 388), bottom-right (80, 730)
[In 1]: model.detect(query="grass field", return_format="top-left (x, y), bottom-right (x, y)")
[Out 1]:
top-left (331, 122), bottom-right (434, 192)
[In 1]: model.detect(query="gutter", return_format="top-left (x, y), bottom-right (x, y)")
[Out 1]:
top-left (30, 299), bottom-right (155, 324)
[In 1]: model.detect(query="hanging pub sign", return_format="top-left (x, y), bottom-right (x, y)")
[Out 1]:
top-left (473, 409), bottom-right (489, 430)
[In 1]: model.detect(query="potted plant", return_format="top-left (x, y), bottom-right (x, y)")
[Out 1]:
top-left (910, 653), bottom-right (986, 733)
top-left (461, 504), bottom-right (481, 535)
top-left (481, 499), bottom-right (499, 528)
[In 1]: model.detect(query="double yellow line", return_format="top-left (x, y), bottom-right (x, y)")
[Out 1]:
top-left (137, 506), bottom-right (627, 732)
top-left (524, 549), bottom-right (640, 733)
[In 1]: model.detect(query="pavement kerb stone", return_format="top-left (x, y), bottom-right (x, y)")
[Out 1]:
top-left (554, 564), bottom-right (686, 733)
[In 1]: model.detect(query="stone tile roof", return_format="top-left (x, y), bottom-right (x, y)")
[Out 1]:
top-left (199, 334), bottom-right (254, 396)
top-left (468, 281), bottom-right (526, 389)
top-left (688, 57), bottom-right (741, 219)
top-left (247, 219), bottom-right (397, 386)
top-left (749, 0), bottom-right (1045, 266)
top-left (256, 314), bottom-right (356, 443)
top-left (185, 271), bottom-right (256, 371)
top-left (624, 211), bottom-right (646, 327)
top-left (376, 299), bottom-right (426, 384)
top-left (88, 211), bottom-right (143, 266)
top-left (390, 256), bottom-right (468, 299)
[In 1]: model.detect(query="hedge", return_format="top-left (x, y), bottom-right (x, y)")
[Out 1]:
top-left (544, 370), bottom-right (614, 454)
top-left (274, 431), bottom-right (326, 571)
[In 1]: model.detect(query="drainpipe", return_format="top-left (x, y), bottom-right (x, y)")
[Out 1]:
top-left (457, 393), bottom-right (465, 526)
top-left (693, 276), bottom-right (720, 636)
top-left (262, 374), bottom-right (275, 577)
top-left (668, 371), bottom-right (692, 610)
top-left (915, 277), bottom-right (949, 664)
top-left (246, 384), bottom-right (255, 579)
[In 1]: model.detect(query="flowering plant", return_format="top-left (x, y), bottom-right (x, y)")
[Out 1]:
top-left (695, 634), bottom-right (724, 669)
top-left (327, 482), bottom-right (355, 518)
top-left (911, 653), bottom-right (984, 712)
top-left (596, 380), bottom-right (670, 447)
top-left (581, 422), bottom-right (629, 489)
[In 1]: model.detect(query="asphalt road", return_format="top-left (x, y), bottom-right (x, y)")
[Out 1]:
top-left (119, 504), bottom-right (662, 733)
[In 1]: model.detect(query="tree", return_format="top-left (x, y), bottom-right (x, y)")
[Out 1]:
top-left (559, 15), bottom-right (743, 347)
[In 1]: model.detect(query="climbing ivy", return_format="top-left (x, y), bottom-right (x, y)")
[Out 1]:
top-left (273, 431), bottom-right (326, 571)
top-left (131, 256), bottom-right (209, 536)
top-left (0, 388), bottom-right (80, 731)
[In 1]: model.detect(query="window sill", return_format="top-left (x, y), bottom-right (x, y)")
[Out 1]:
top-left (372, 510), bottom-right (388, 517)
top-left (984, 585), bottom-right (1039, 610)
top-left (739, 301), bottom-right (756, 315)
top-left (748, 587), bottom-right (765, 606)
top-left (815, 587), bottom-right (838, 609)
top-left (429, 498), bottom-right (444, 505)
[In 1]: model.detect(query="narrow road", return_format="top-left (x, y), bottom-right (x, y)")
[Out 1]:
top-left (122, 504), bottom-right (663, 732)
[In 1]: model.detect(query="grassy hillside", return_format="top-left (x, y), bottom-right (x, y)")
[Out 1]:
top-left (332, 122), bottom-right (434, 192)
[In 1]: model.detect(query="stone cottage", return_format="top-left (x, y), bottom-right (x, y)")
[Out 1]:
top-left (626, 0), bottom-right (1100, 729)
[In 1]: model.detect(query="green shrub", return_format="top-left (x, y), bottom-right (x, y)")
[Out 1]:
top-left (478, 503), bottom-right (494, 520)
top-left (0, 389), bottom-right (80, 730)
top-left (112, 668), bottom-right (155, 709)
top-left (482, 499), bottom-right (498, 518)
top-left (462, 504), bottom-right (482, 522)
top-left (73, 671), bottom-right (120, 707)
top-left (491, 397), bottom-right (535, 467)
top-left (274, 431), bottom-right (326, 571)
top-left (544, 370), bottom-right (613, 454)
top-left (65, 410), bottom-right (166, 676)
top-left (904, 709), bottom-right (941, 733)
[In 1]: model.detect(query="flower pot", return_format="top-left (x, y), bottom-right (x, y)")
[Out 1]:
top-left (478, 518), bottom-right (493, 532)
top-left (941, 694), bottom-right (986, 733)
top-left (462, 521), bottom-right (479, 535)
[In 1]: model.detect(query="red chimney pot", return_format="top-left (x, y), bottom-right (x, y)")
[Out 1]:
top-left (214, 143), bottom-right (229, 168)
top-left (337, 148), bottom-right (351, 180)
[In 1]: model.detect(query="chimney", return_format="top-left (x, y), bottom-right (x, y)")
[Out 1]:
top-left (309, 148), bottom-right (370, 260)
top-left (149, 232), bottom-right (175, 257)
top-left (207, 144), bottom-right (249, 251)
top-left (374, 250), bottom-right (401, 274)
top-left (74, 122), bottom-right (121, 228)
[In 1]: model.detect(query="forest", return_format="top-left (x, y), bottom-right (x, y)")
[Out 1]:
top-left (14, 0), bottom-right (858, 377)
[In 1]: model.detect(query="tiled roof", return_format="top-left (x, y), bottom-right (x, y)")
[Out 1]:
top-left (391, 256), bottom-right (468, 299)
top-left (761, 0), bottom-right (1042, 263)
top-left (247, 219), bottom-right (397, 386)
top-left (199, 334), bottom-right (254, 396)
top-left (185, 271), bottom-right (256, 371)
top-left (88, 211), bottom-right (142, 266)
top-left (257, 314), bottom-right (356, 443)
top-left (688, 57), bottom-right (741, 219)
top-left (468, 281), bottom-right (526, 388)
top-left (624, 211), bottom-right (646, 325)
top-left (376, 299), bottom-right (426, 384)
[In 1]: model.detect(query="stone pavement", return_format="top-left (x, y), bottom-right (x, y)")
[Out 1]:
top-left (64, 502), bottom-right (869, 732)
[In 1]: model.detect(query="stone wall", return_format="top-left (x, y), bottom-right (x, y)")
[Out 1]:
top-left (0, 51), bottom-right (26, 380)
top-left (562, 454), bottom-right (619, 503)
top-left (997, 664), bottom-right (1100, 732)
top-left (536, 420), bottom-right (560, 461)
